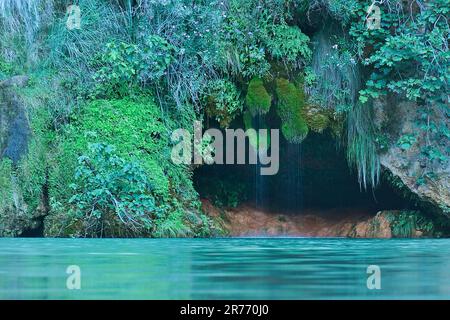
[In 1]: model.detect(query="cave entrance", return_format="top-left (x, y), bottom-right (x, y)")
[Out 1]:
top-left (193, 130), bottom-right (413, 218)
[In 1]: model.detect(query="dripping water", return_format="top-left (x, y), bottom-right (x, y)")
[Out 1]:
top-left (254, 113), bottom-right (265, 208)
top-left (284, 142), bottom-right (303, 211)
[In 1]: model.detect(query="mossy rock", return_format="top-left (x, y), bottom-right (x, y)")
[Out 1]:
top-left (328, 113), bottom-right (345, 138)
top-left (245, 78), bottom-right (271, 116)
top-left (243, 110), bottom-right (270, 152)
top-left (281, 119), bottom-right (308, 144)
top-left (302, 104), bottom-right (330, 133)
top-left (46, 97), bottom-right (204, 237)
top-left (350, 210), bottom-right (440, 238)
top-left (383, 210), bottom-right (437, 238)
top-left (275, 78), bottom-right (309, 143)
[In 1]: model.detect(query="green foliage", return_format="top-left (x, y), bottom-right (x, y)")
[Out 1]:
top-left (69, 143), bottom-right (157, 237)
top-left (49, 97), bottom-right (203, 237)
top-left (384, 211), bottom-right (435, 238)
top-left (53, 97), bottom-right (170, 200)
top-left (130, 0), bottom-right (224, 108)
top-left (216, 0), bottom-right (272, 78)
top-left (0, 56), bottom-right (14, 78)
top-left (0, 0), bottom-right (51, 70)
top-left (348, 0), bottom-right (449, 173)
top-left (199, 177), bottom-right (249, 209)
top-left (0, 159), bottom-right (14, 216)
top-left (93, 36), bottom-right (175, 98)
top-left (421, 145), bottom-right (448, 164)
top-left (397, 134), bottom-right (417, 151)
top-left (46, 0), bottom-right (130, 96)
top-left (93, 42), bottom-right (141, 98)
top-left (245, 78), bottom-right (272, 116)
top-left (307, 27), bottom-right (361, 112)
top-left (353, 0), bottom-right (449, 106)
top-left (322, 0), bottom-right (360, 24)
top-left (1, 0), bottom-right (448, 237)
top-left (266, 24), bottom-right (311, 64)
top-left (0, 126), bottom-right (50, 236)
top-left (139, 35), bottom-right (176, 81)
top-left (0, 86), bottom-right (55, 236)
top-left (153, 209), bottom-right (191, 238)
top-left (275, 78), bottom-right (309, 143)
top-left (346, 103), bottom-right (380, 189)
top-left (281, 120), bottom-right (309, 144)
top-left (205, 79), bottom-right (243, 127)
top-left (214, 0), bottom-right (310, 78)
top-left (302, 1), bottom-right (449, 191)
top-left (0, 159), bottom-right (27, 237)
top-left (414, 105), bottom-right (449, 166)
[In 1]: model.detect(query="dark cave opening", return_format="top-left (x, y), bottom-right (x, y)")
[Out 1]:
top-left (19, 217), bottom-right (45, 237)
top-left (193, 130), bottom-right (415, 217)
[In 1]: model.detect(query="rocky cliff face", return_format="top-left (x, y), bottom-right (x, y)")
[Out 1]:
top-left (0, 75), bottom-right (40, 237)
top-left (0, 75), bottom-right (30, 163)
top-left (202, 200), bottom-right (440, 238)
top-left (351, 210), bottom-right (437, 238)
top-left (307, 24), bottom-right (449, 224)
top-left (375, 98), bottom-right (450, 219)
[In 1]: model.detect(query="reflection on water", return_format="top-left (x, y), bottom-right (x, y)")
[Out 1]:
top-left (0, 238), bottom-right (449, 299)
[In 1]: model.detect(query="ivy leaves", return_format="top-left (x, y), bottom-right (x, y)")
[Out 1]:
top-left (352, 0), bottom-right (449, 105)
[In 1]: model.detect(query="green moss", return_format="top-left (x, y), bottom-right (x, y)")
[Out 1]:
top-left (0, 94), bottom-right (55, 236)
top-left (275, 78), bottom-right (309, 143)
top-left (48, 96), bottom-right (208, 237)
top-left (280, 120), bottom-right (307, 143)
top-left (53, 97), bottom-right (169, 198)
top-left (327, 114), bottom-right (344, 139)
top-left (302, 104), bottom-right (330, 133)
top-left (294, 75), bottom-right (329, 133)
top-left (243, 110), bottom-right (271, 151)
top-left (0, 56), bottom-right (14, 79)
top-left (245, 78), bottom-right (271, 116)
top-left (0, 160), bottom-right (14, 226)
top-left (243, 110), bottom-right (253, 130)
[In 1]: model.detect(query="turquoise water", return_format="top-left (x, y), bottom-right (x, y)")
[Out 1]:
top-left (0, 238), bottom-right (449, 299)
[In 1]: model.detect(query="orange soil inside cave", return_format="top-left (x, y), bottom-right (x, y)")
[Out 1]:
top-left (202, 199), bottom-right (378, 237)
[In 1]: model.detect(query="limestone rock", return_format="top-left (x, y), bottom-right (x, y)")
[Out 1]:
top-left (373, 98), bottom-right (450, 217)
top-left (351, 210), bottom-right (437, 238)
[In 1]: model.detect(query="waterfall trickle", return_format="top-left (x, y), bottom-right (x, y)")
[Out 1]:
top-left (283, 142), bottom-right (303, 211)
top-left (254, 113), bottom-right (265, 209)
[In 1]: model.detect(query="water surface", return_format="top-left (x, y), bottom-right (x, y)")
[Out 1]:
top-left (0, 238), bottom-right (449, 299)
